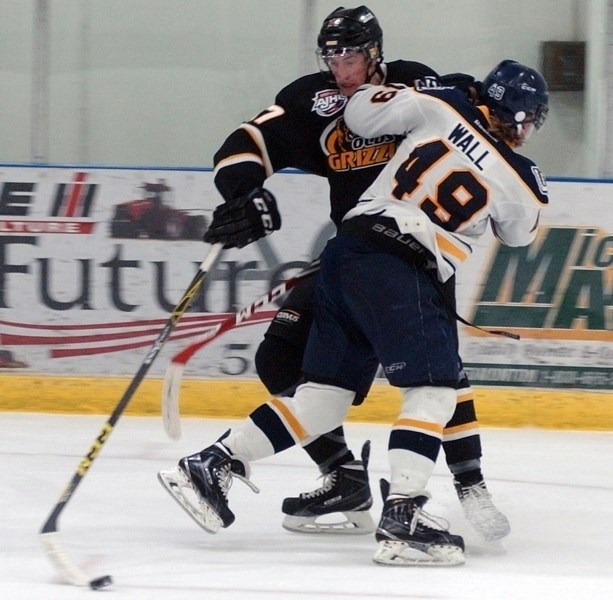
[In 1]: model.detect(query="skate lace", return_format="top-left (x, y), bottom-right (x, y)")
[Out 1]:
top-left (216, 463), bottom-right (260, 497)
top-left (300, 471), bottom-right (337, 499)
top-left (462, 483), bottom-right (494, 507)
top-left (411, 507), bottom-right (450, 535)
top-left (215, 463), bottom-right (234, 498)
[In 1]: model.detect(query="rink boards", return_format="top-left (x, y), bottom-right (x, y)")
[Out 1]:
top-left (2, 374), bottom-right (612, 431)
top-left (0, 167), bottom-right (611, 430)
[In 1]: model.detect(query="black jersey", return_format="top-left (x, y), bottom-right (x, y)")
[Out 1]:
top-left (213, 60), bottom-right (439, 227)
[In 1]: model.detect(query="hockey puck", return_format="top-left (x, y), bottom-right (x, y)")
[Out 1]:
top-left (89, 575), bottom-right (113, 590)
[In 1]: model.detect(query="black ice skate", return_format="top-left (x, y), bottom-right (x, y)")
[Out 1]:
top-left (373, 494), bottom-right (465, 566)
top-left (454, 478), bottom-right (511, 541)
top-left (158, 442), bottom-right (258, 533)
top-left (281, 441), bottom-right (375, 535)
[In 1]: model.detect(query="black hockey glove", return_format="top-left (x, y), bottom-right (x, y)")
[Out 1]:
top-left (203, 187), bottom-right (281, 249)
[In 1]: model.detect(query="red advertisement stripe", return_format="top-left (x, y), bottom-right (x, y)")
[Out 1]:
top-left (49, 315), bottom-right (273, 358)
top-left (0, 313), bottom-right (232, 331)
top-left (64, 172), bottom-right (87, 217)
top-left (0, 319), bottom-right (222, 345)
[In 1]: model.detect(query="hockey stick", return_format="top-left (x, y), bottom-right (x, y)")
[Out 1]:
top-left (162, 259), bottom-right (320, 440)
top-left (39, 243), bottom-right (223, 589)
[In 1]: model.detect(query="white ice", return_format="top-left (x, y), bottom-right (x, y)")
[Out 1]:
top-left (1, 413), bottom-right (612, 600)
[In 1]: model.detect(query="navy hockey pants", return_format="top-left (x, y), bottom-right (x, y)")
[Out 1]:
top-left (302, 233), bottom-right (459, 391)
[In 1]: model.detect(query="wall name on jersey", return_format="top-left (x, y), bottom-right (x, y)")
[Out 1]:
top-left (447, 123), bottom-right (490, 171)
top-left (311, 89), bottom-right (347, 117)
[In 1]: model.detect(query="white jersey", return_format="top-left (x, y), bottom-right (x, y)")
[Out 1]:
top-left (343, 84), bottom-right (548, 281)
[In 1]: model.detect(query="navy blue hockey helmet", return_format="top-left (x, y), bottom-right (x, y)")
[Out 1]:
top-left (317, 6), bottom-right (383, 62)
top-left (481, 60), bottom-right (549, 130)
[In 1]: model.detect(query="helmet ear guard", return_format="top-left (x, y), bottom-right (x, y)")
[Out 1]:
top-left (481, 60), bottom-right (549, 132)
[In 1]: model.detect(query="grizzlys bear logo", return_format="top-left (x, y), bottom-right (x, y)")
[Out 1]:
top-left (311, 89), bottom-right (347, 117)
top-left (322, 117), bottom-right (397, 172)
top-left (328, 118), bottom-right (355, 152)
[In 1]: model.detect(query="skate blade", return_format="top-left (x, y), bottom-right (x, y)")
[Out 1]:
top-left (373, 540), bottom-right (465, 567)
top-left (157, 468), bottom-right (223, 534)
top-left (282, 510), bottom-right (375, 535)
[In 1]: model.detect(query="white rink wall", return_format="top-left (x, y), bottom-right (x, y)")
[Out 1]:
top-left (0, 167), bottom-right (610, 391)
top-left (0, 0), bottom-right (603, 177)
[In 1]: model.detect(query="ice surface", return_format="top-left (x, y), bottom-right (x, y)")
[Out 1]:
top-left (1, 413), bottom-right (612, 599)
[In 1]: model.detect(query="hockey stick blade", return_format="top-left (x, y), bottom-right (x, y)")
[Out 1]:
top-left (162, 259), bottom-right (320, 439)
top-left (162, 362), bottom-right (187, 440)
top-left (162, 321), bottom-right (223, 439)
top-left (39, 243), bottom-right (223, 587)
top-left (40, 532), bottom-right (90, 587)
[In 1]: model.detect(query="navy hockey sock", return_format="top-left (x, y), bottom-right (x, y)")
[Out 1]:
top-left (303, 427), bottom-right (355, 474)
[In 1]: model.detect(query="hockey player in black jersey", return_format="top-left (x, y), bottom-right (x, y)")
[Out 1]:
top-left (188, 6), bottom-right (509, 541)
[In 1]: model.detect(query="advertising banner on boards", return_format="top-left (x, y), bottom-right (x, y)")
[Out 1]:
top-left (0, 166), bottom-right (611, 391)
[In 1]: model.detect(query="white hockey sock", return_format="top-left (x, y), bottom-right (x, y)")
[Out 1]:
top-left (223, 383), bottom-right (353, 463)
top-left (222, 419), bottom-right (275, 462)
top-left (388, 386), bottom-right (456, 496)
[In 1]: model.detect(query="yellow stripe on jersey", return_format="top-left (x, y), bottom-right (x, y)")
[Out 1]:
top-left (476, 105), bottom-right (491, 121)
top-left (394, 417), bottom-right (444, 436)
top-left (435, 231), bottom-right (470, 262)
top-left (213, 152), bottom-right (265, 174)
top-left (269, 397), bottom-right (309, 442)
top-left (240, 123), bottom-right (274, 177)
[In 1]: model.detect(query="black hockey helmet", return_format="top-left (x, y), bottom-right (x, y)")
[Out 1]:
top-left (481, 60), bottom-right (549, 131)
top-left (316, 6), bottom-right (383, 63)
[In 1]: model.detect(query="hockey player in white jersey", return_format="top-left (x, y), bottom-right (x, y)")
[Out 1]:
top-left (342, 59), bottom-right (548, 274)
top-left (158, 60), bottom-right (548, 567)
